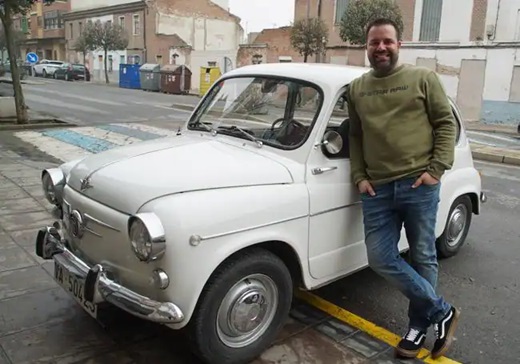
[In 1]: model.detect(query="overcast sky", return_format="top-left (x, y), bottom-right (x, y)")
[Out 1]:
top-left (229, 0), bottom-right (295, 33)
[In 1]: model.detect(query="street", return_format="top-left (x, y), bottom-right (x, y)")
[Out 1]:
top-left (0, 78), bottom-right (519, 364)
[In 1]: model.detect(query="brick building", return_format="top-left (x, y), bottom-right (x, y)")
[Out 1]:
top-left (12, 0), bottom-right (70, 61)
top-left (64, 0), bottom-right (243, 89)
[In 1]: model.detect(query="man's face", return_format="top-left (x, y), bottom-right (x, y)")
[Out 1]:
top-left (366, 24), bottom-right (401, 74)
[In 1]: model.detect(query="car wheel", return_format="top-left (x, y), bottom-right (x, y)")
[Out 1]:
top-left (436, 195), bottom-right (472, 259)
top-left (187, 248), bottom-right (293, 364)
top-left (42, 69), bottom-right (47, 78)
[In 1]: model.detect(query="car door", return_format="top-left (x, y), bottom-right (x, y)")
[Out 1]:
top-left (306, 88), bottom-right (367, 281)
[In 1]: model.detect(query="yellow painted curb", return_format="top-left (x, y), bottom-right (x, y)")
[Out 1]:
top-left (295, 290), bottom-right (461, 364)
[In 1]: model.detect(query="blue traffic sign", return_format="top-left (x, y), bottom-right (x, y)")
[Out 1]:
top-left (26, 52), bottom-right (38, 64)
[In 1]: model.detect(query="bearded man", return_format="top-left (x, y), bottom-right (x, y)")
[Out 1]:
top-left (346, 17), bottom-right (460, 359)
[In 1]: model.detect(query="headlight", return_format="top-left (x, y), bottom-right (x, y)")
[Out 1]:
top-left (128, 212), bottom-right (166, 262)
top-left (41, 168), bottom-right (65, 205)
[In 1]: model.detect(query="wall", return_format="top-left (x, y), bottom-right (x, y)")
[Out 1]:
top-left (70, 0), bottom-right (131, 12)
top-left (487, 0), bottom-right (520, 41)
top-left (156, 14), bottom-right (239, 51)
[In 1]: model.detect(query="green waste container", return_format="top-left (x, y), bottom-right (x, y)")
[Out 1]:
top-left (139, 63), bottom-right (161, 91)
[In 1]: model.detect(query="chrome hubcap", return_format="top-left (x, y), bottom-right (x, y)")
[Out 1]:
top-left (446, 204), bottom-right (467, 247)
top-left (216, 274), bottom-right (278, 348)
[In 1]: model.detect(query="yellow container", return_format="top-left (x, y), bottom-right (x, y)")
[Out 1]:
top-left (199, 66), bottom-right (222, 96)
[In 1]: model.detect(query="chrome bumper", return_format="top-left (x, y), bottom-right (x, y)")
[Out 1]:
top-left (35, 224), bottom-right (184, 324)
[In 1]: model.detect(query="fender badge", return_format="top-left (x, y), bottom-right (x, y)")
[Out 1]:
top-left (80, 176), bottom-right (92, 191)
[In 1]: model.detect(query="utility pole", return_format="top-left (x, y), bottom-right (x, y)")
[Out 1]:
top-left (316, 0), bottom-right (322, 63)
top-left (307, 0), bottom-right (310, 19)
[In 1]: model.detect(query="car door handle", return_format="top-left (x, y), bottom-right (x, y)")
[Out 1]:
top-left (312, 166), bottom-right (338, 175)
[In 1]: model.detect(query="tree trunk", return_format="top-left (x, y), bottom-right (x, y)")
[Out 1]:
top-left (1, 11), bottom-right (28, 124)
top-left (304, 54), bottom-right (308, 63)
top-left (104, 49), bottom-right (109, 84)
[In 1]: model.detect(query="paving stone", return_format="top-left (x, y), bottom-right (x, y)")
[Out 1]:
top-left (0, 211), bottom-right (52, 232)
top-left (0, 347), bottom-right (10, 364)
top-left (0, 187), bottom-right (29, 201)
top-left (0, 265), bottom-right (57, 300)
top-left (0, 177), bottom-right (16, 190)
top-left (289, 300), bottom-right (330, 327)
top-left (0, 242), bottom-right (37, 272)
top-left (272, 317), bottom-right (309, 344)
top-left (1, 169), bottom-right (41, 179)
top-left (340, 331), bottom-right (392, 359)
top-left (0, 197), bottom-right (45, 216)
top-left (0, 287), bottom-right (84, 336)
top-left (73, 350), bottom-right (135, 364)
top-left (315, 317), bottom-right (359, 342)
top-left (6, 176), bottom-right (42, 187)
top-left (8, 229), bottom-right (38, 248)
top-left (0, 315), bottom-right (117, 364)
top-left (371, 348), bottom-right (425, 363)
top-left (22, 185), bottom-right (46, 200)
top-left (123, 331), bottom-right (200, 363)
top-left (253, 326), bottom-right (366, 364)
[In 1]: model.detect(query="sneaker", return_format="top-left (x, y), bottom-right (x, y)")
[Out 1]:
top-left (432, 306), bottom-right (461, 359)
top-left (395, 327), bottom-right (427, 358)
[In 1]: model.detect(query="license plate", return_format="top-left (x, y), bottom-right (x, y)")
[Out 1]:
top-left (54, 260), bottom-right (98, 318)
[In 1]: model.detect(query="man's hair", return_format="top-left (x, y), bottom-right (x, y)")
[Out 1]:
top-left (365, 17), bottom-right (402, 42)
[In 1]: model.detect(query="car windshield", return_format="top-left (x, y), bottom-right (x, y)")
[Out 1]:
top-left (187, 76), bottom-right (323, 149)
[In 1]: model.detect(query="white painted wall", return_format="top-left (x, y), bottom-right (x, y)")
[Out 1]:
top-left (487, 0), bottom-right (520, 41)
top-left (439, 0), bottom-right (473, 42)
top-left (483, 48), bottom-right (516, 100)
top-left (71, 0), bottom-right (130, 12)
top-left (156, 13), bottom-right (241, 51)
top-left (189, 50), bottom-right (237, 92)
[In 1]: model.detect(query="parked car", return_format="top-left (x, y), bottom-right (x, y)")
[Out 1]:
top-left (32, 59), bottom-right (64, 78)
top-left (53, 63), bottom-right (91, 81)
top-left (35, 63), bottom-right (486, 364)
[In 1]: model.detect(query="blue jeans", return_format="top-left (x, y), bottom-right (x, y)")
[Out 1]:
top-left (360, 176), bottom-right (451, 331)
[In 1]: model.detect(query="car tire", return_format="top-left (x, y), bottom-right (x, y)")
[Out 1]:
top-left (42, 69), bottom-right (47, 78)
top-left (436, 195), bottom-right (472, 259)
top-left (187, 248), bottom-right (293, 364)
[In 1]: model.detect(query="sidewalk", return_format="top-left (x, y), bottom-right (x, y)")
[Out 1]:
top-left (0, 147), bottom-right (439, 363)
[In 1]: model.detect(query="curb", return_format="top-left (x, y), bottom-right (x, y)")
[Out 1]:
top-left (0, 119), bottom-right (76, 131)
top-left (472, 150), bottom-right (520, 166)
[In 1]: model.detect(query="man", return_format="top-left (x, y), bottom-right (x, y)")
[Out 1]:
top-left (346, 18), bottom-right (460, 359)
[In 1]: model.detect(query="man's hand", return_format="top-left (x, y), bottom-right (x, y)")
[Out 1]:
top-left (358, 180), bottom-right (376, 196)
top-left (412, 172), bottom-right (439, 188)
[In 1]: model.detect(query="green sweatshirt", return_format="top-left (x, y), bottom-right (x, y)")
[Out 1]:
top-left (347, 64), bottom-right (457, 186)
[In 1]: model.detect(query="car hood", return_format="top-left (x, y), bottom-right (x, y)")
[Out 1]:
top-left (67, 134), bottom-right (293, 213)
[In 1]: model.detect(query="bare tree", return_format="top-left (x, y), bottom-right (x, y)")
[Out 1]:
top-left (84, 20), bottom-right (128, 83)
top-left (290, 17), bottom-right (328, 63)
top-left (0, 0), bottom-right (55, 123)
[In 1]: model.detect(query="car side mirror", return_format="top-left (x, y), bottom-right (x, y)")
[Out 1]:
top-left (315, 130), bottom-right (343, 155)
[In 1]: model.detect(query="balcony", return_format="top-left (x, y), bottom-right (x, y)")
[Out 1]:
top-left (43, 27), bottom-right (65, 39)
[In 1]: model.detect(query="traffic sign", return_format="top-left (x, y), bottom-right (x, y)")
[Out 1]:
top-left (26, 52), bottom-right (38, 64)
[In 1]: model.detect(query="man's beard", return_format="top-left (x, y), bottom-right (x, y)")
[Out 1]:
top-left (369, 51), bottom-right (397, 74)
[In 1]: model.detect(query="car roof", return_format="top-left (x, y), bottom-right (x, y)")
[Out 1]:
top-left (224, 62), bottom-right (372, 92)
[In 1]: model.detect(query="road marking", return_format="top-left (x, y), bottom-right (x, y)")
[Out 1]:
top-left (26, 88), bottom-right (126, 106)
top-left (97, 124), bottom-right (164, 141)
top-left (42, 129), bottom-right (118, 153)
top-left (15, 130), bottom-right (92, 161)
top-left (73, 126), bottom-right (142, 145)
top-left (114, 122), bottom-right (179, 137)
top-left (295, 290), bottom-right (462, 364)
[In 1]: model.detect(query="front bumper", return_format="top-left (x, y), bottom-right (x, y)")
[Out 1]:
top-left (35, 223), bottom-right (184, 324)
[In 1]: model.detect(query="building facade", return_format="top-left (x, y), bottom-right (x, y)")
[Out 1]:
top-left (12, 0), bottom-right (70, 61)
top-left (250, 0), bottom-right (520, 125)
top-left (63, 0), bottom-right (243, 91)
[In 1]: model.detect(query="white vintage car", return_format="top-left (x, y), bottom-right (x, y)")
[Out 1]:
top-left (35, 63), bottom-right (485, 364)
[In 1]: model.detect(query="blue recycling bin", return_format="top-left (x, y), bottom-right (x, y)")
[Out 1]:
top-left (119, 63), bottom-right (141, 89)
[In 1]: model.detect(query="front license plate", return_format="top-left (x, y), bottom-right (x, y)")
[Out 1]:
top-left (54, 260), bottom-right (98, 318)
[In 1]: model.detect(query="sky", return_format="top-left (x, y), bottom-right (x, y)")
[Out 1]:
top-left (228, 0), bottom-right (295, 34)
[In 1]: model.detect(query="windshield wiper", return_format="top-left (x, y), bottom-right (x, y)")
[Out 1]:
top-left (217, 125), bottom-right (263, 148)
top-left (189, 121), bottom-right (216, 134)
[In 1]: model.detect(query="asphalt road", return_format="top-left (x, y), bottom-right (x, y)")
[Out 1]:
top-left (315, 160), bottom-right (520, 364)
top-left (19, 77), bottom-right (196, 125)
top-left (5, 78), bottom-right (520, 363)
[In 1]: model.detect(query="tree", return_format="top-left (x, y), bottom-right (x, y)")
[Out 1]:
top-left (290, 17), bottom-right (328, 63)
top-left (73, 23), bottom-right (95, 80)
top-left (84, 20), bottom-right (128, 84)
top-left (339, 0), bottom-right (404, 45)
top-left (0, 27), bottom-right (25, 61)
top-left (0, 0), bottom-right (55, 123)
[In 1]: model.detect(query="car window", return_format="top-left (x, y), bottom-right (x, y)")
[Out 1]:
top-left (322, 90), bottom-right (350, 160)
top-left (50, 61), bottom-right (63, 65)
top-left (72, 65), bottom-right (84, 70)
